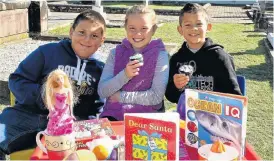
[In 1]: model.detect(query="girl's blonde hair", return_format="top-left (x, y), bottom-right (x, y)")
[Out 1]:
top-left (43, 69), bottom-right (73, 110)
top-left (125, 5), bottom-right (157, 26)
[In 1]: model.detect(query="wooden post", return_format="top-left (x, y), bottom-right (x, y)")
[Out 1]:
top-left (92, 0), bottom-right (103, 14)
top-left (144, 0), bottom-right (149, 6)
top-left (28, 0), bottom-right (48, 35)
top-left (95, 0), bottom-right (101, 7)
top-left (92, 0), bottom-right (107, 23)
top-left (258, 0), bottom-right (266, 14)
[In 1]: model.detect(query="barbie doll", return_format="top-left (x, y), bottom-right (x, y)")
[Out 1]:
top-left (43, 69), bottom-right (76, 136)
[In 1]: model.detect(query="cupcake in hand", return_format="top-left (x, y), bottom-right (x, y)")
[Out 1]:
top-left (129, 53), bottom-right (143, 64)
top-left (178, 65), bottom-right (194, 77)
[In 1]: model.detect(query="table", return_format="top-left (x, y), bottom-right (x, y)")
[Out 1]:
top-left (30, 121), bottom-right (261, 160)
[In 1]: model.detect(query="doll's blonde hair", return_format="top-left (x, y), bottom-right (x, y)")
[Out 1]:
top-left (44, 69), bottom-right (73, 111)
top-left (125, 5), bottom-right (157, 26)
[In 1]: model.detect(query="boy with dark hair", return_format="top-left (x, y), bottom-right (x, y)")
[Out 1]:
top-left (0, 10), bottom-right (106, 159)
top-left (165, 3), bottom-right (241, 104)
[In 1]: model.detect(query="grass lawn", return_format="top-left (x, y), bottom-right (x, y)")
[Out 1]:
top-left (48, 22), bottom-right (273, 160)
top-left (102, 1), bottom-right (182, 10)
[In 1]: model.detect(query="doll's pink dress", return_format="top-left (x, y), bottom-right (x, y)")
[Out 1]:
top-left (46, 93), bottom-right (74, 136)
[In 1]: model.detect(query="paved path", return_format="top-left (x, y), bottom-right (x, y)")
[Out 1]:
top-left (207, 6), bottom-right (252, 23)
top-left (48, 6), bottom-right (253, 29)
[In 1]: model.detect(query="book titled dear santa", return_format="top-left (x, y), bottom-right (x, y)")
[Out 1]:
top-left (124, 113), bottom-right (180, 161)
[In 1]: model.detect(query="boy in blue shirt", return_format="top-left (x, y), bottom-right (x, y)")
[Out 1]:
top-left (0, 10), bottom-right (106, 159)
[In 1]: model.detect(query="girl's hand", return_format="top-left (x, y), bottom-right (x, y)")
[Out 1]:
top-left (109, 92), bottom-right (120, 102)
top-left (173, 74), bottom-right (190, 89)
top-left (124, 60), bottom-right (143, 79)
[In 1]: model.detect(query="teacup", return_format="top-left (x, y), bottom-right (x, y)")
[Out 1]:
top-left (36, 131), bottom-right (76, 160)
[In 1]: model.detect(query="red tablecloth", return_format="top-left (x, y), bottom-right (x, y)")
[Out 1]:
top-left (30, 121), bottom-right (261, 160)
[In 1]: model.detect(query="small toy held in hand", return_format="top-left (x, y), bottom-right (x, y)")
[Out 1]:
top-left (129, 52), bottom-right (143, 63)
top-left (178, 65), bottom-right (194, 77)
top-left (43, 69), bottom-right (77, 136)
top-left (86, 130), bottom-right (123, 160)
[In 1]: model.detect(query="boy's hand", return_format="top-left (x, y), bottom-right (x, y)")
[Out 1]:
top-left (125, 60), bottom-right (143, 79)
top-left (173, 74), bottom-right (190, 89)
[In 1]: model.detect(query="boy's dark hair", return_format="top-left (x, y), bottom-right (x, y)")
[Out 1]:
top-left (179, 3), bottom-right (209, 25)
top-left (72, 10), bottom-right (106, 35)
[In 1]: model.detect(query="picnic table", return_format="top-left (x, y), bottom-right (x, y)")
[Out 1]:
top-left (30, 121), bottom-right (261, 160)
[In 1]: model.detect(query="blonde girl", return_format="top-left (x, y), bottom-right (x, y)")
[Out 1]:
top-left (98, 5), bottom-right (169, 121)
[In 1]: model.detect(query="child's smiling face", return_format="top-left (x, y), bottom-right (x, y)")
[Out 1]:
top-left (178, 12), bottom-right (212, 49)
top-left (125, 14), bottom-right (156, 51)
top-left (70, 20), bottom-right (105, 59)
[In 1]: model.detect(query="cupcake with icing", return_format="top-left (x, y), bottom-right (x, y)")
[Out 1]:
top-left (129, 53), bottom-right (143, 63)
